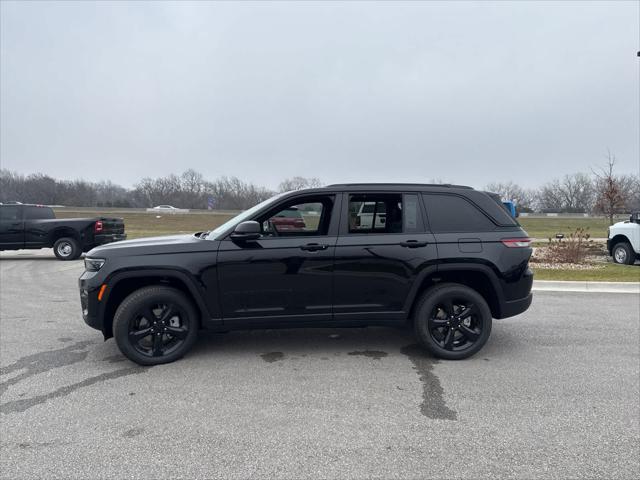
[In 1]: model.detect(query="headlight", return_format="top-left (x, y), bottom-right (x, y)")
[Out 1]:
top-left (84, 258), bottom-right (106, 272)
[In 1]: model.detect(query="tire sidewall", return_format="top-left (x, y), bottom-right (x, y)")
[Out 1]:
top-left (414, 283), bottom-right (492, 360)
top-left (53, 237), bottom-right (80, 261)
top-left (113, 286), bottom-right (199, 366)
top-left (613, 243), bottom-right (633, 265)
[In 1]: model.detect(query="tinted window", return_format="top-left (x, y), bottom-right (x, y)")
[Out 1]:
top-left (261, 196), bottom-right (333, 236)
top-left (423, 194), bottom-right (496, 233)
top-left (349, 194), bottom-right (402, 234)
top-left (0, 206), bottom-right (20, 221)
top-left (25, 206), bottom-right (55, 220)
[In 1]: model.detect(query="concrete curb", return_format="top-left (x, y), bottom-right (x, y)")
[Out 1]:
top-left (533, 280), bottom-right (640, 294)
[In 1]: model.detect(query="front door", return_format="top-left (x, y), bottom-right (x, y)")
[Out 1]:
top-left (217, 194), bottom-right (340, 324)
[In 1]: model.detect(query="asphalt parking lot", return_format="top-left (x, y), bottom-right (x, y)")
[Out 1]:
top-left (1, 250), bottom-right (639, 479)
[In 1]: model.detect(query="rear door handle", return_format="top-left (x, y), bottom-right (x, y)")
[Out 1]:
top-left (300, 243), bottom-right (328, 252)
top-left (400, 240), bottom-right (428, 248)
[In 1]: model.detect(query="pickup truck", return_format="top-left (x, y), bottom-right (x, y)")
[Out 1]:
top-left (607, 212), bottom-right (640, 265)
top-left (0, 204), bottom-right (126, 260)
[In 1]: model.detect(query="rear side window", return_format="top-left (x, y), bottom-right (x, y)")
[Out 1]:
top-left (0, 206), bottom-right (21, 221)
top-left (348, 194), bottom-right (402, 234)
top-left (423, 194), bottom-right (496, 233)
top-left (25, 206), bottom-right (55, 220)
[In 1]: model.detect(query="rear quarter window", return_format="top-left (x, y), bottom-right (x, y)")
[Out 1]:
top-left (423, 194), bottom-right (496, 233)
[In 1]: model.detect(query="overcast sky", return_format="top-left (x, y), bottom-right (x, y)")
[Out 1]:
top-left (1, 1), bottom-right (638, 190)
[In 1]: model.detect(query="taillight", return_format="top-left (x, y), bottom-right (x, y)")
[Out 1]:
top-left (501, 238), bottom-right (532, 248)
top-left (94, 221), bottom-right (103, 233)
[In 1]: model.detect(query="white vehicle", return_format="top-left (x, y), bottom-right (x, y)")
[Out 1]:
top-left (152, 205), bottom-right (179, 211)
top-left (355, 201), bottom-right (387, 229)
top-left (146, 205), bottom-right (190, 214)
top-left (607, 213), bottom-right (640, 265)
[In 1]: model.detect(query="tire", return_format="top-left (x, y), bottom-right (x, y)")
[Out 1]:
top-left (612, 242), bottom-right (635, 265)
top-left (413, 283), bottom-right (492, 360)
top-left (53, 237), bottom-right (81, 260)
top-left (113, 286), bottom-right (200, 366)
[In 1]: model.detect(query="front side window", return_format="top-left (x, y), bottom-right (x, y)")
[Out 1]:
top-left (348, 194), bottom-right (403, 234)
top-left (260, 196), bottom-right (333, 236)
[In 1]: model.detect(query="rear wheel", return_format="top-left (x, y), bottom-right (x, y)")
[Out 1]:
top-left (413, 283), bottom-right (492, 360)
top-left (53, 237), bottom-right (81, 260)
top-left (113, 286), bottom-right (199, 366)
top-left (612, 242), bottom-right (634, 265)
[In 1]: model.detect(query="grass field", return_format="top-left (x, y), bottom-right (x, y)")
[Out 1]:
top-left (55, 208), bottom-right (235, 239)
top-left (53, 208), bottom-right (639, 282)
top-left (532, 263), bottom-right (640, 282)
top-left (518, 216), bottom-right (612, 239)
top-left (55, 208), bottom-right (622, 240)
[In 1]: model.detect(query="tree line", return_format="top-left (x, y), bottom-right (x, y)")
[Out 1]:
top-left (486, 153), bottom-right (639, 222)
top-left (0, 169), bottom-right (322, 210)
top-left (1, 156), bottom-right (638, 220)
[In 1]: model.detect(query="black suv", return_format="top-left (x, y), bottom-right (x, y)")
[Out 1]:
top-left (79, 184), bottom-right (533, 365)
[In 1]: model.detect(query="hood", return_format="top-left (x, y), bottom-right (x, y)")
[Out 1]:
top-left (87, 233), bottom-right (214, 258)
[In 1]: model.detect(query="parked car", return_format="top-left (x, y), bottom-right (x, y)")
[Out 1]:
top-left (79, 183), bottom-right (533, 365)
top-left (0, 204), bottom-right (126, 260)
top-left (607, 212), bottom-right (640, 265)
top-left (267, 206), bottom-right (307, 232)
top-left (151, 205), bottom-right (180, 211)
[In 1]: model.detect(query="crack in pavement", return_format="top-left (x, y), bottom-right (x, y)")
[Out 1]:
top-left (0, 367), bottom-right (146, 415)
top-left (0, 341), bottom-right (95, 398)
top-left (400, 344), bottom-right (457, 420)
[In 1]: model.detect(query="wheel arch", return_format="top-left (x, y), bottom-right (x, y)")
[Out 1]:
top-left (406, 264), bottom-right (504, 320)
top-left (609, 234), bottom-right (631, 254)
top-left (100, 269), bottom-right (211, 339)
top-left (48, 227), bottom-right (81, 247)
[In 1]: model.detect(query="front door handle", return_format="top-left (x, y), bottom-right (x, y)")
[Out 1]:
top-left (400, 240), bottom-right (428, 248)
top-left (300, 243), bottom-right (328, 252)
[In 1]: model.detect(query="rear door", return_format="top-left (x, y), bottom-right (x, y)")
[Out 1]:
top-left (0, 205), bottom-right (24, 249)
top-left (333, 192), bottom-right (437, 323)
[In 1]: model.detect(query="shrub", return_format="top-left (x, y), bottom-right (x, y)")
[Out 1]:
top-left (545, 228), bottom-right (592, 264)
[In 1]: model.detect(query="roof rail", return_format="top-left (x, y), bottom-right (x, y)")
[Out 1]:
top-left (325, 183), bottom-right (473, 189)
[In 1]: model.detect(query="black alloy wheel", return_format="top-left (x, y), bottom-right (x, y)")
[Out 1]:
top-left (414, 283), bottom-right (492, 360)
top-left (113, 286), bottom-right (199, 365)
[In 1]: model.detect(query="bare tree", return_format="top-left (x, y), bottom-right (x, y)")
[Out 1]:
top-left (536, 173), bottom-right (595, 213)
top-left (485, 181), bottom-right (536, 211)
top-left (278, 176), bottom-right (323, 192)
top-left (592, 151), bottom-right (634, 224)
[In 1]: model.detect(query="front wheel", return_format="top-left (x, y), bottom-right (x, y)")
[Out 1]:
top-left (113, 286), bottom-right (199, 366)
top-left (413, 283), bottom-right (492, 360)
top-left (612, 242), bottom-right (635, 265)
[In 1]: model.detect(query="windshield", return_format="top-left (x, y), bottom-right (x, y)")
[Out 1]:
top-left (206, 192), bottom-right (287, 240)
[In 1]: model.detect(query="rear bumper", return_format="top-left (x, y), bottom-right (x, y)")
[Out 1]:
top-left (499, 292), bottom-right (533, 319)
top-left (95, 233), bottom-right (126, 245)
top-left (496, 267), bottom-right (534, 319)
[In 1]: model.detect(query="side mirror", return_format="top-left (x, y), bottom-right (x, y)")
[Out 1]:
top-left (231, 221), bottom-right (261, 241)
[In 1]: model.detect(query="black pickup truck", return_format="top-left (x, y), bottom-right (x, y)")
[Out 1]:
top-left (0, 204), bottom-right (126, 260)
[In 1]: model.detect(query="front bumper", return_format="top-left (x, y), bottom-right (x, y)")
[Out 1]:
top-left (79, 273), bottom-right (104, 332)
